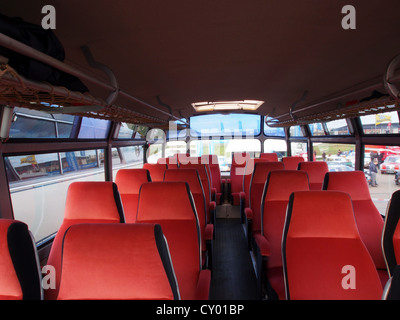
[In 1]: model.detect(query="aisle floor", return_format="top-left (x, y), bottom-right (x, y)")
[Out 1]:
top-left (209, 205), bottom-right (260, 300)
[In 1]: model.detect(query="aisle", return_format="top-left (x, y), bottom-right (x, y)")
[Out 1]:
top-left (209, 217), bottom-right (260, 300)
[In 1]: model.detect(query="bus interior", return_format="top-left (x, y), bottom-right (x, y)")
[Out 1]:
top-left (0, 0), bottom-right (400, 302)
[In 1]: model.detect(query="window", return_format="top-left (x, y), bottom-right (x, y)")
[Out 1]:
top-left (9, 107), bottom-right (75, 138)
top-left (264, 117), bottom-right (285, 137)
top-left (308, 123), bottom-right (326, 136)
top-left (78, 117), bottom-right (111, 139)
top-left (264, 139), bottom-right (287, 160)
top-left (325, 119), bottom-right (350, 135)
top-left (313, 143), bottom-right (355, 171)
top-left (112, 146), bottom-right (144, 179)
top-left (6, 149), bottom-right (106, 243)
top-left (289, 126), bottom-right (304, 137)
top-left (166, 141), bottom-right (187, 157)
top-left (291, 142), bottom-right (308, 160)
top-left (360, 111), bottom-right (399, 134)
top-left (117, 123), bottom-right (149, 139)
top-left (147, 144), bottom-right (163, 164)
top-left (363, 145), bottom-right (400, 216)
top-left (190, 114), bottom-right (261, 138)
top-left (190, 139), bottom-right (261, 172)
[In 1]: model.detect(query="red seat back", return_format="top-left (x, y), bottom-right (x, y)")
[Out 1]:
top-left (282, 156), bottom-right (304, 170)
top-left (248, 162), bottom-right (284, 233)
top-left (230, 152), bottom-right (251, 205)
top-left (323, 171), bottom-right (386, 272)
top-left (157, 155), bottom-right (179, 168)
top-left (45, 182), bottom-right (124, 300)
top-left (298, 161), bottom-right (329, 190)
top-left (243, 158), bottom-right (271, 208)
top-left (143, 163), bottom-right (167, 181)
top-left (200, 155), bottom-right (220, 189)
top-left (57, 223), bottom-right (179, 300)
top-left (382, 190), bottom-right (400, 277)
top-left (164, 169), bottom-right (207, 248)
top-left (0, 219), bottom-right (42, 300)
top-left (260, 153), bottom-right (279, 161)
top-left (283, 191), bottom-right (383, 300)
top-left (179, 163), bottom-right (212, 222)
top-left (115, 168), bottom-right (151, 223)
top-left (261, 170), bottom-right (309, 269)
top-left (136, 182), bottom-right (202, 300)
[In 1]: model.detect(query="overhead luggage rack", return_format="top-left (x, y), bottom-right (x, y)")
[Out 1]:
top-left (266, 96), bottom-right (400, 128)
top-left (0, 62), bottom-right (169, 127)
top-left (0, 31), bottom-right (187, 129)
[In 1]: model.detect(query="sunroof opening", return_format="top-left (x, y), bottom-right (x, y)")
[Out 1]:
top-left (192, 100), bottom-right (264, 112)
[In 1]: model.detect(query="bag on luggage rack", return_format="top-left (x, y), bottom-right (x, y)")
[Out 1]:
top-left (0, 14), bottom-right (88, 93)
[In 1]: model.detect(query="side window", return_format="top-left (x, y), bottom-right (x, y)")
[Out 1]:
top-left (6, 149), bottom-right (106, 243)
top-left (9, 107), bottom-right (75, 138)
top-left (78, 117), bottom-right (111, 139)
top-left (112, 146), bottom-right (144, 179)
top-left (362, 144), bottom-right (400, 216)
top-left (264, 139), bottom-right (287, 160)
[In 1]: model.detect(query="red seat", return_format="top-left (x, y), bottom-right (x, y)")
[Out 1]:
top-left (242, 158), bottom-right (271, 215)
top-left (45, 182), bottom-right (124, 300)
top-left (157, 156), bottom-right (179, 168)
top-left (179, 163), bottom-right (216, 224)
top-left (228, 152), bottom-right (251, 205)
top-left (256, 170), bottom-right (309, 299)
top-left (242, 162), bottom-right (284, 249)
top-left (143, 162), bottom-right (167, 181)
top-left (57, 223), bottom-right (180, 300)
top-left (164, 168), bottom-right (214, 268)
top-left (115, 168), bottom-right (151, 223)
top-left (298, 161), bottom-right (329, 190)
top-left (260, 153), bottom-right (279, 161)
top-left (282, 156), bottom-right (304, 170)
top-left (382, 190), bottom-right (400, 277)
top-left (200, 155), bottom-right (225, 204)
top-left (136, 182), bottom-right (211, 300)
top-left (283, 191), bottom-right (383, 300)
top-left (323, 171), bottom-right (388, 287)
top-left (0, 219), bottom-right (42, 300)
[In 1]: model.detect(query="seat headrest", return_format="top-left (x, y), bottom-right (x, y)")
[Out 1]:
top-left (260, 153), bottom-right (279, 161)
top-left (251, 162), bottom-right (285, 183)
top-left (179, 163), bottom-right (208, 181)
top-left (0, 220), bottom-right (41, 300)
top-left (115, 169), bottom-right (151, 194)
top-left (298, 161), bottom-right (328, 177)
top-left (58, 223), bottom-right (179, 300)
top-left (243, 158), bottom-right (270, 175)
top-left (323, 171), bottom-right (370, 201)
top-left (282, 156), bottom-right (305, 169)
top-left (64, 182), bottom-right (124, 222)
top-left (137, 182), bottom-right (197, 221)
top-left (164, 169), bottom-right (203, 194)
top-left (232, 152), bottom-right (251, 166)
top-left (200, 154), bottom-right (218, 166)
top-left (285, 191), bottom-right (359, 238)
top-left (264, 170), bottom-right (309, 201)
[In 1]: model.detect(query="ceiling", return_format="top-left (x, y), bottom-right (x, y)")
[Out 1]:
top-left (1, 0), bottom-right (400, 125)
